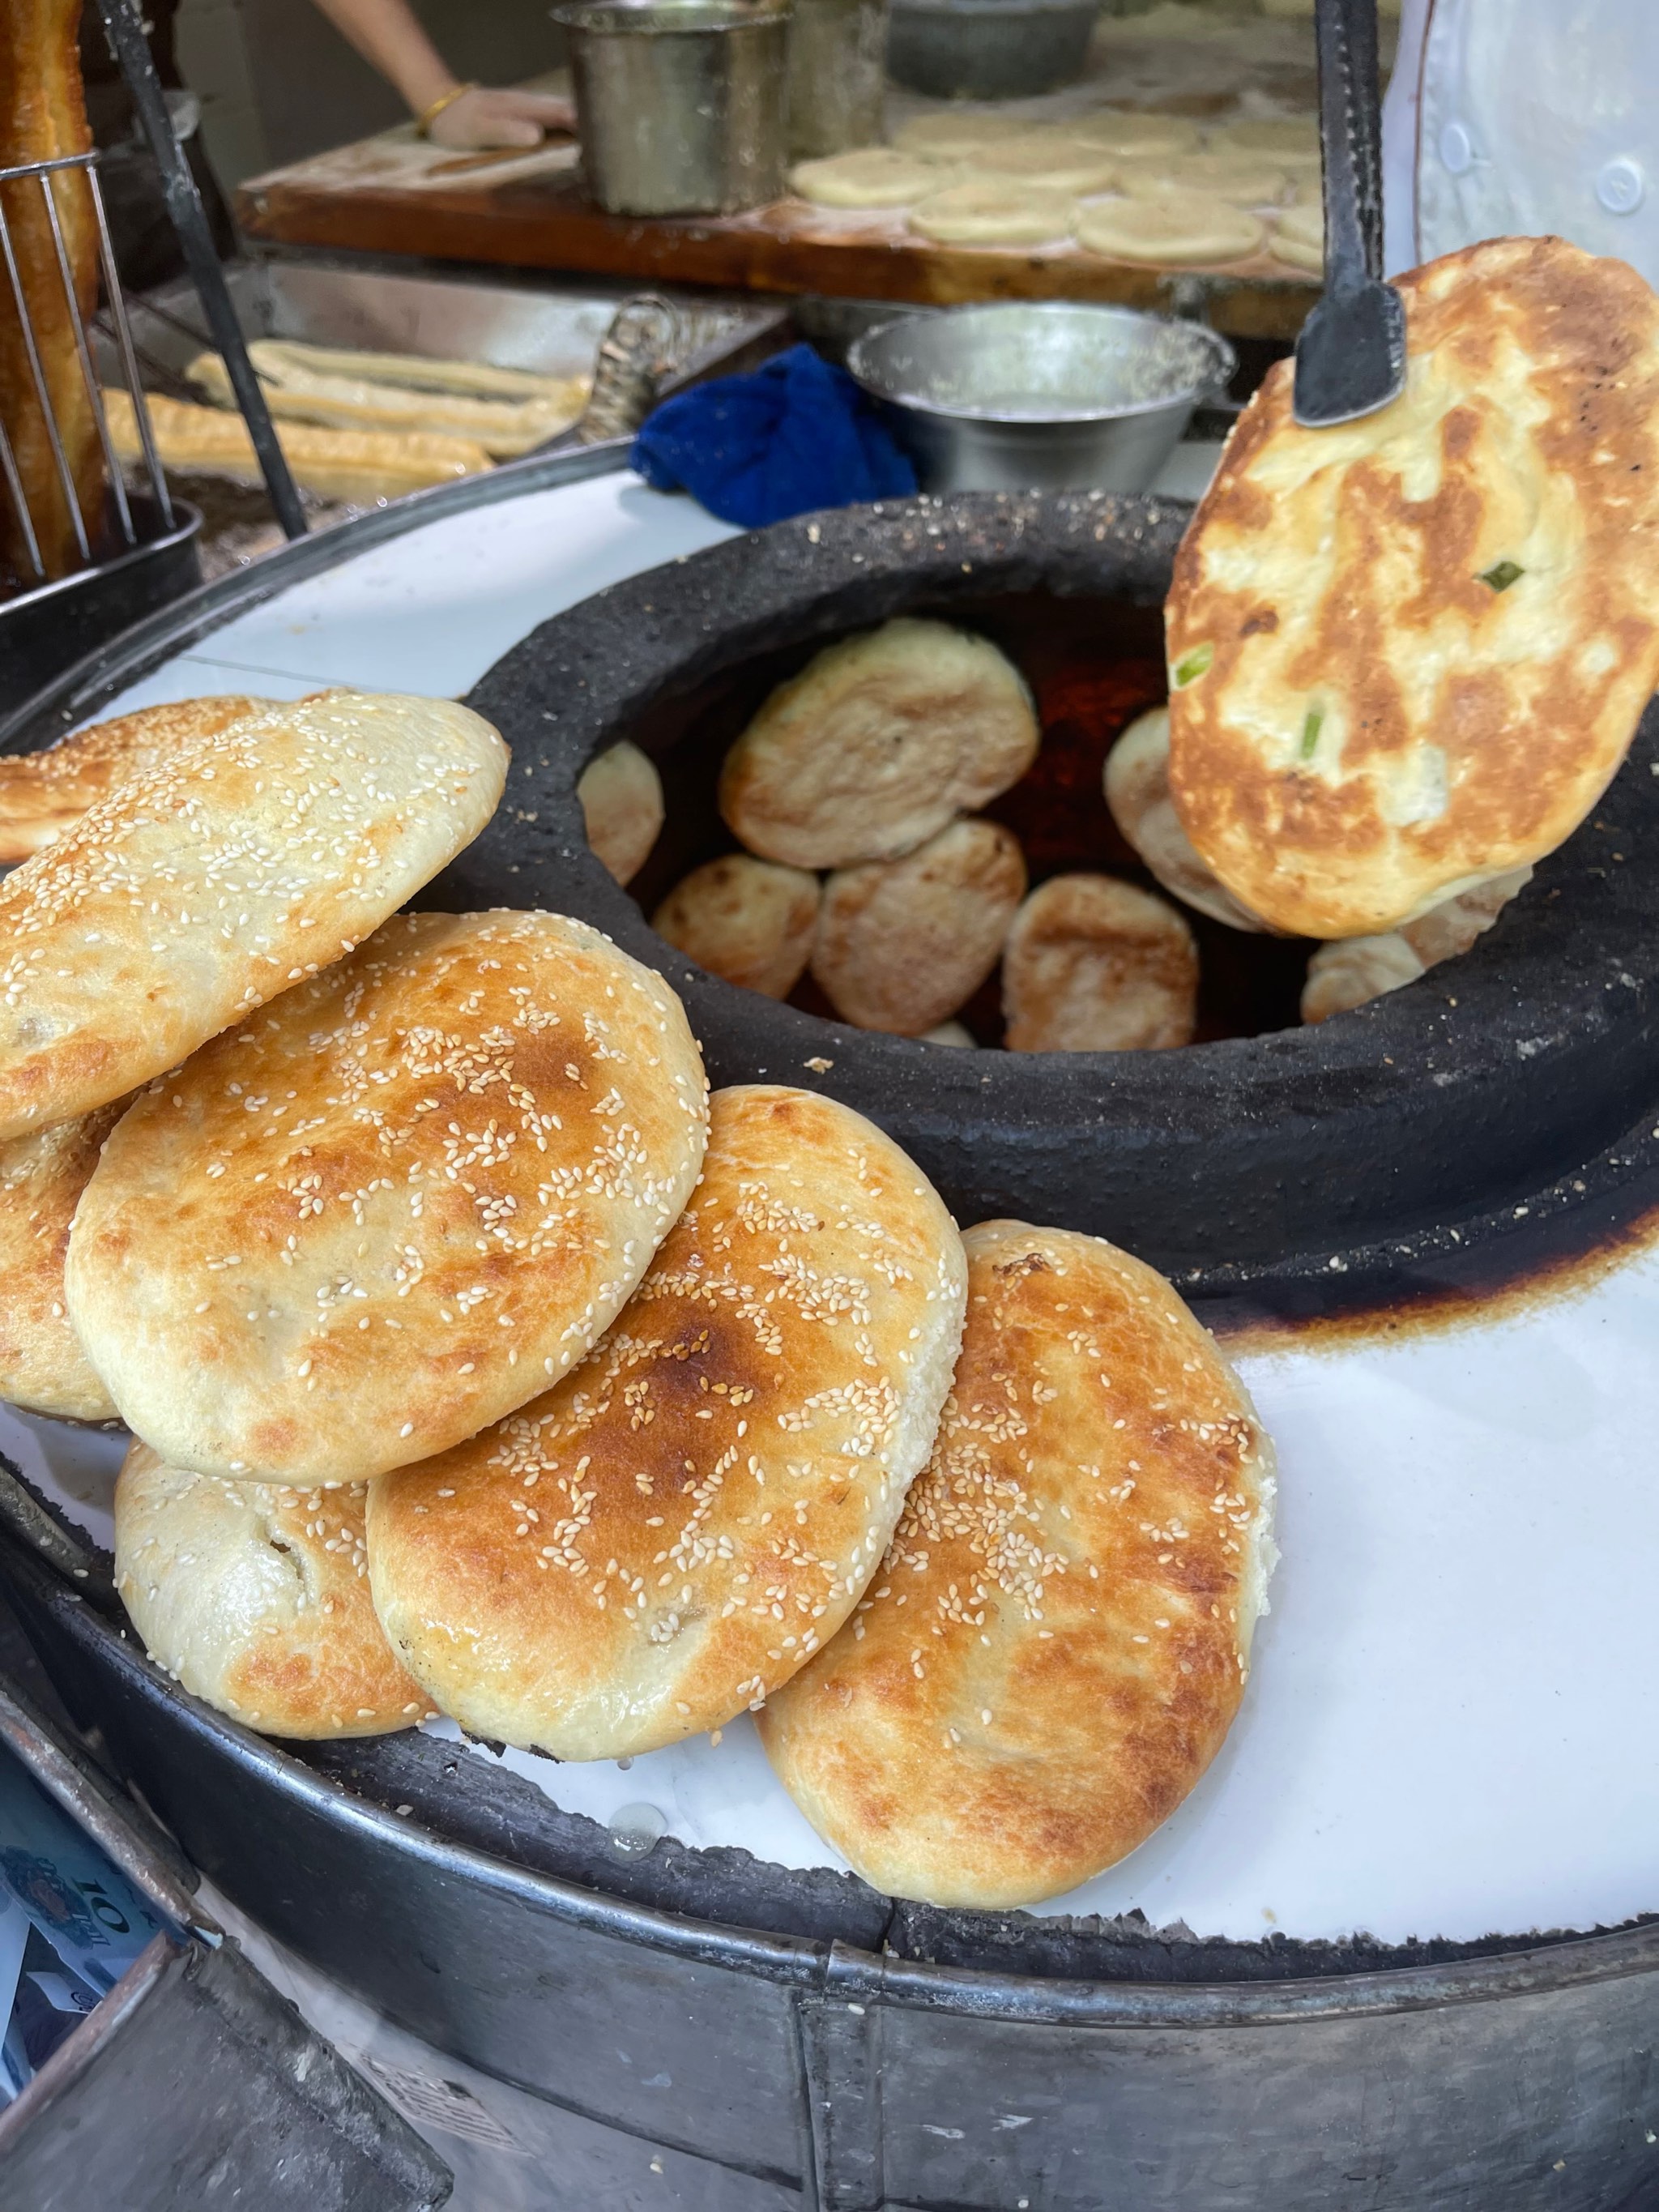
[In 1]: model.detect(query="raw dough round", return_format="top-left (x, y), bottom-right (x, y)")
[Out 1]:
top-left (1272, 200), bottom-right (1324, 272)
top-left (1126, 153), bottom-right (1290, 207)
top-left (892, 112), bottom-right (1028, 161)
top-left (1067, 109), bottom-right (1201, 159)
top-left (1077, 191), bottom-right (1265, 266)
top-left (1210, 116), bottom-right (1320, 160)
top-left (791, 146), bottom-right (942, 207)
top-left (976, 135), bottom-right (1123, 196)
top-left (911, 180), bottom-right (1076, 247)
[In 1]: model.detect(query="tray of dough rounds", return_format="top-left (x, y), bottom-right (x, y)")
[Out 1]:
top-left (232, 6), bottom-right (1367, 342)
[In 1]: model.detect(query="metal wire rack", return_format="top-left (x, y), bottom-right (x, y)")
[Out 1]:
top-left (0, 145), bottom-right (171, 591)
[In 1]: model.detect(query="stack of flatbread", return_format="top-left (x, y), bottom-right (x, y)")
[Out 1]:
top-left (0, 683), bottom-right (1277, 1911)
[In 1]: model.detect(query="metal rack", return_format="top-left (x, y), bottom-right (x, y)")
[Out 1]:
top-left (0, 0), bottom-right (306, 706)
top-left (0, 145), bottom-right (170, 587)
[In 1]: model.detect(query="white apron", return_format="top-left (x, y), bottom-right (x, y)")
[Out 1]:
top-left (1381, 0), bottom-right (1659, 287)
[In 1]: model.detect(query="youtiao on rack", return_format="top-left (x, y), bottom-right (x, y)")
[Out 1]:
top-left (0, 0), bottom-right (105, 587)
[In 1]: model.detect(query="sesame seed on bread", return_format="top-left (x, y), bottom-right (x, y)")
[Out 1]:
top-left (0, 690), bottom-right (508, 1142)
top-left (366, 1084), bottom-right (967, 1761)
top-left (0, 1100), bottom-right (126, 1420)
top-left (757, 1219), bottom-right (1277, 1908)
top-left (0, 694), bottom-right (271, 864)
top-left (66, 909), bottom-right (709, 1486)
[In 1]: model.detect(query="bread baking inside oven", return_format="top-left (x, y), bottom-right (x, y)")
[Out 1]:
top-left (719, 618), bottom-right (1039, 869)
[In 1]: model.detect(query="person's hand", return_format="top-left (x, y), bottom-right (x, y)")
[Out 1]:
top-left (427, 87), bottom-right (576, 150)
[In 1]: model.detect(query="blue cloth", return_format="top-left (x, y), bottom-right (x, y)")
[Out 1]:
top-left (632, 343), bottom-right (916, 528)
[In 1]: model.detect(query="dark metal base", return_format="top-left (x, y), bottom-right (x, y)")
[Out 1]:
top-left (5, 1529), bottom-right (1659, 2212)
top-left (0, 1659), bottom-right (449, 2212)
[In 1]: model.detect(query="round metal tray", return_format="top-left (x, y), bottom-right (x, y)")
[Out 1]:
top-left (2, 453), bottom-right (1656, 2210)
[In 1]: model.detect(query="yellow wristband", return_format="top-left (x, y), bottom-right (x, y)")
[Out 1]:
top-left (416, 82), bottom-right (479, 137)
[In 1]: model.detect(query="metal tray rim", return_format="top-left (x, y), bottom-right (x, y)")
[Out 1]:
top-left (0, 443), bottom-right (632, 756)
top-left (8, 1529), bottom-right (1658, 2031)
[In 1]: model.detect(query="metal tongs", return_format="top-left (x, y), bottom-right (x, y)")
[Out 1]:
top-left (1292, 0), bottom-right (1405, 427)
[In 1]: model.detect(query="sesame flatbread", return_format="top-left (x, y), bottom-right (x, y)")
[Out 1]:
top-left (0, 692), bottom-right (507, 1142)
top-left (1166, 236), bottom-right (1659, 937)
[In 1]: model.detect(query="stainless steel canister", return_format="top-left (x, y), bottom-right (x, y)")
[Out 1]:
top-left (787, 0), bottom-right (888, 159)
top-left (556, 2), bottom-right (793, 218)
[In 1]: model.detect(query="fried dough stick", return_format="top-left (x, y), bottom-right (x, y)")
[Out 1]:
top-left (0, 0), bottom-right (104, 587)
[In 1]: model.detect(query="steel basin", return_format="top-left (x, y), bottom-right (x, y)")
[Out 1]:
top-left (887, 0), bottom-right (1099, 98)
top-left (847, 303), bottom-right (1236, 493)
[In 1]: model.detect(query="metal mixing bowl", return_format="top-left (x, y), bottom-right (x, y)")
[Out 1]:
top-left (887, 0), bottom-right (1100, 98)
top-left (847, 301), bottom-right (1236, 493)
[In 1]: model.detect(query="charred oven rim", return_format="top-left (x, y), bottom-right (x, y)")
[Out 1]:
top-left (458, 491), bottom-right (1659, 1292)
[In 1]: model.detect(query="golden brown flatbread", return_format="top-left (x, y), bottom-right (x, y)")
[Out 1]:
top-left (0, 1101), bottom-right (126, 1420)
top-left (367, 1086), bottom-right (967, 1760)
top-left (1166, 236), bottom-right (1659, 937)
top-left (0, 691), bottom-right (507, 1142)
top-left (66, 911), bottom-right (709, 1485)
top-left (116, 1443), bottom-right (434, 1738)
top-left (0, 697), bottom-right (268, 865)
top-left (758, 1219), bottom-right (1277, 1907)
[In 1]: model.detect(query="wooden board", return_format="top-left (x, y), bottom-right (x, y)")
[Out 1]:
top-left (239, 145), bottom-right (1319, 341)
